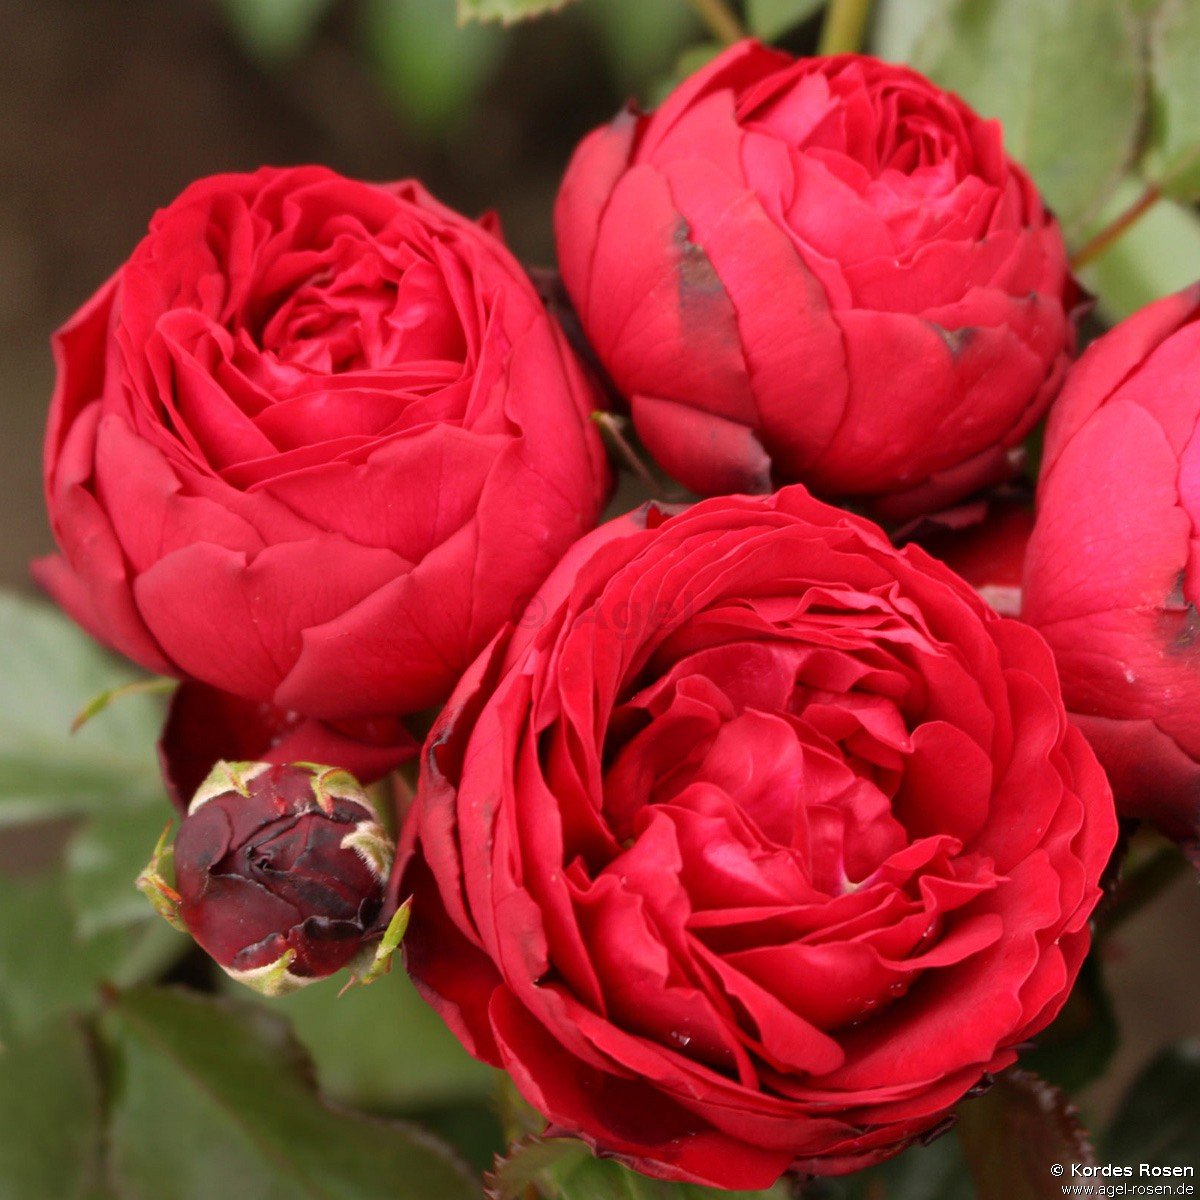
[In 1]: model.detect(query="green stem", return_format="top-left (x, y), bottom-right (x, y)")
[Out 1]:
top-left (818, 0), bottom-right (873, 55)
top-left (685, 0), bottom-right (746, 45)
top-left (71, 675), bottom-right (175, 733)
top-left (1070, 183), bottom-right (1161, 270)
top-left (1099, 843), bottom-right (1190, 937)
top-left (591, 411), bottom-right (655, 487)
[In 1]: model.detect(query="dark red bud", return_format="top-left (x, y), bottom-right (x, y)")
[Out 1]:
top-left (173, 761), bottom-right (394, 994)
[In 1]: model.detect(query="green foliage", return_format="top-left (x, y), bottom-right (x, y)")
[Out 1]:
top-left (66, 807), bottom-right (176, 938)
top-left (258, 966), bottom-right (497, 1112)
top-left (746, 0), bottom-right (826, 42)
top-left (0, 588), bottom-right (178, 980)
top-left (217, 0), bottom-right (334, 63)
top-left (0, 592), bottom-right (164, 828)
top-left (1146, 0), bottom-right (1200, 199)
top-left (0, 872), bottom-right (138, 1040)
top-left (457, 0), bottom-right (577, 25)
top-left (585, 0), bottom-right (703, 94)
top-left (902, 0), bottom-right (1144, 238)
top-left (955, 1072), bottom-right (1095, 1200)
top-left (0, 1019), bottom-right (106, 1200)
top-left (363, 0), bottom-right (504, 137)
top-left (102, 987), bottom-right (483, 1200)
top-left (871, 0), bottom-right (946, 62)
top-left (1106, 1040), bottom-right (1200, 1172)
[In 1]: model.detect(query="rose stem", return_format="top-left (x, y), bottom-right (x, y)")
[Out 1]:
top-left (1098, 842), bottom-right (1190, 938)
top-left (818, 0), bottom-right (874, 55)
top-left (685, 0), bottom-right (746, 45)
top-left (1070, 183), bottom-right (1162, 270)
top-left (591, 411), bottom-right (658, 488)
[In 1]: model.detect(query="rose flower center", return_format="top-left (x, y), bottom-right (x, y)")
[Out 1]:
top-left (581, 592), bottom-right (1000, 1066)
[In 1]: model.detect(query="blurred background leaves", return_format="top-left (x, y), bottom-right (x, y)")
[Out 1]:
top-left (745, 0), bottom-right (824, 43)
top-left (1145, 0), bottom-right (1200, 203)
top-left (902, 0), bottom-right (1144, 239)
top-left (361, 0), bottom-right (505, 139)
top-left (102, 988), bottom-right (483, 1200)
top-left (217, 0), bottom-right (336, 63)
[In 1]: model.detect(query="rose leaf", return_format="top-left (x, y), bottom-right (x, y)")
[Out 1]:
top-left (955, 1069), bottom-right (1096, 1200)
top-left (102, 986), bottom-right (482, 1200)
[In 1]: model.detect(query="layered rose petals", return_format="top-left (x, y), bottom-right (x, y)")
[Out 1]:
top-left (555, 44), bottom-right (1077, 516)
top-left (1023, 283), bottom-right (1200, 856)
top-left (37, 166), bottom-right (610, 722)
top-left (401, 486), bottom-right (1115, 1188)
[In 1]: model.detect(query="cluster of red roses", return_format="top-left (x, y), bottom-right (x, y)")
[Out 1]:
top-left (37, 41), bottom-right (1198, 1191)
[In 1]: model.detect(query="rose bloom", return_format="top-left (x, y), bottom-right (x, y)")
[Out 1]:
top-left (401, 486), bottom-right (1115, 1188)
top-left (555, 43), bottom-right (1077, 517)
top-left (36, 166), bottom-right (609, 722)
top-left (1023, 284), bottom-right (1200, 856)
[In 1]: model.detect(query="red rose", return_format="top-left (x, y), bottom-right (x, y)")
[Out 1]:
top-left (1023, 284), bottom-right (1200, 856)
top-left (36, 166), bottom-right (610, 722)
top-left (400, 486), bottom-right (1115, 1188)
top-left (555, 43), bottom-right (1077, 517)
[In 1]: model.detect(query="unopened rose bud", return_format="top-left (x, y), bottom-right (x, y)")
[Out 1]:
top-left (142, 760), bottom-right (404, 995)
top-left (555, 45), bottom-right (1079, 520)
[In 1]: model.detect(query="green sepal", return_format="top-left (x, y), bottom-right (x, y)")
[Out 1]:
top-left (190, 760), bottom-right (271, 810)
top-left (340, 899), bottom-right (412, 994)
top-left (223, 948), bottom-right (313, 998)
top-left (134, 823), bottom-right (186, 933)
top-left (308, 765), bottom-right (370, 815)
